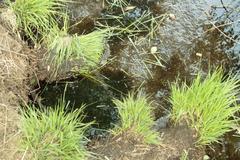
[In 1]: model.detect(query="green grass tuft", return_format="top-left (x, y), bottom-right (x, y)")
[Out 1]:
top-left (7, 0), bottom-right (67, 42)
top-left (77, 31), bottom-right (107, 67)
top-left (46, 18), bottom-right (108, 74)
top-left (112, 93), bottom-right (159, 145)
top-left (20, 101), bottom-right (91, 160)
top-left (170, 70), bottom-right (240, 145)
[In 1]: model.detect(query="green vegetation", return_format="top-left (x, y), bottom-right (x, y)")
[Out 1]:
top-left (77, 31), bottom-right (107, 67)
top-left (6, 0), bottom-right (108, 74)
top-left (112, 93), bottom-right (159, 144)
top-left (99, 0), bottom-right (168, 39)
top-left (20, 101), bottom-right (91, 160)
top-left (180, 150), bottom-right (189, 160)
top-left (47, 18), bottom-right (108, 73)
top-left (170, 70), bottom-right (240, 145)
top-left (98, 9), bottom-right (167, 39)
top-left (7, 0), bottom-right (67, 42)
top-left (106, 0), bottom-right (129, 10)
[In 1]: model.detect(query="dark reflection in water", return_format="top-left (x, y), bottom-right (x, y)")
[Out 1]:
top-left (35, 70), bottom-right (132, 138)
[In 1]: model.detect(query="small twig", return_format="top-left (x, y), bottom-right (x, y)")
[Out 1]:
top-left (21, 147), bottom-right (28, 160)
top-left (209, 21), bottom-right (240, 45)
top-left (0, 46), bottom-right (28, 58)
top-left (220, 0), bottom-right (229, 13)
top-left (4, 105), bottom-right (7, 144)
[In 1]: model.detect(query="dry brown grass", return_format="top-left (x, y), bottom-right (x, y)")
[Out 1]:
top-left (0, 102), bottom-right (21, 160)
top-left (0, 8), bottom-right (17, 32)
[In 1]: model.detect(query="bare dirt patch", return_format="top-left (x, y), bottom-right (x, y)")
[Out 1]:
top-left (0, 22), bottom-right (31, 160)
top-left (90, 124), bottom-right (204, 160)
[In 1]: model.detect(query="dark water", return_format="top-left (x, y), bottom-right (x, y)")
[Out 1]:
top-left (33, 70), bottom-right (132, 138)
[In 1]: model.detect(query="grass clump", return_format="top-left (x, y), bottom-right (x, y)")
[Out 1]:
top-left (170, 70), bottom-right (240, 145)
top-left (112, 93), bottom-right (159, 145)
top-left (6, 0), bottom-right (66, 42)
top-left (47, 18), bottom-right (108, 73)
top-left (20, 101), bottom-right (90, 160)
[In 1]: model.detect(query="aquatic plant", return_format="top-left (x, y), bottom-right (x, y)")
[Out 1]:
top-left (98, 7), bottom-right (167, 39)
top-left (112, 93), bottom-right (159, 144)
top-left (170, 70), bottom-right (240, 145)
top-left (6, 0), bottom-right (67, 42)
top-left (20, 100), bottom-right (91, 160)
top-left (106, 0), bottom-right (129, 11)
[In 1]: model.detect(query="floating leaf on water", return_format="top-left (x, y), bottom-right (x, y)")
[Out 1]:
top-left (124, 6), bottom-right (136, 11)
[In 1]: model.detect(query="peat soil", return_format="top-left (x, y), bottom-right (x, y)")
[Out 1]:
top-left (89, 122), bottom-right (204, 160)
top-left (0, 0), bottom-right (240, 160)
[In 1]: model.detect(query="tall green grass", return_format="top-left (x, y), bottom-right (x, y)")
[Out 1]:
top-left (6, 0), bottom-right (107, 72)
top-left (112, 93), bottom-right (159, 145)
top-left (20, 101), bottom-right (91, 160)
top-left (7, 0), bottom-right (67, 42)
top-left (170, 70), bottom-right (240, 145)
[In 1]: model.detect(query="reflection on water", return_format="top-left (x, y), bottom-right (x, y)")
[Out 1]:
top-left (36, 70), bottom-right (132, 138)
top-left (63, 0), bottom-right (240, 158)
top-left (157, 0), bottom-right (240, 58)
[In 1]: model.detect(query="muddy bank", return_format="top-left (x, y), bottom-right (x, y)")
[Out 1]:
top-left (68, 0), bottom-right (104, 34)
top-left (0, 22), bottom-right (32, 159)
top-left (90, 123), bottom-right (204, 160)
